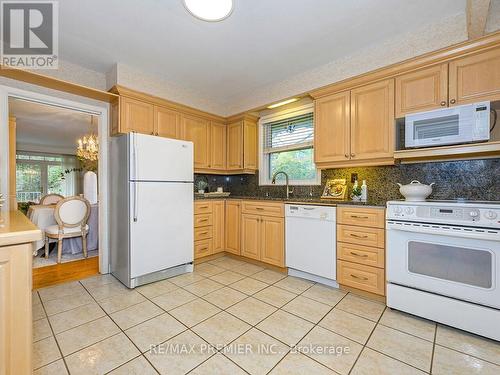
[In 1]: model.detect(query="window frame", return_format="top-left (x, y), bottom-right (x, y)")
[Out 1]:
top-left (259, 103), bottom-right (320, 186)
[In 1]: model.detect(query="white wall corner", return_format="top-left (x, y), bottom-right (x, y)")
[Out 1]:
top-left (105, 63), bottom-right (119, 90)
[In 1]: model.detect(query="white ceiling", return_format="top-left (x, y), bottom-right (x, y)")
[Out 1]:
top-left (9, 99), bottom-right (95, 154)
top-left (58, 0), bottom-right (468, 114)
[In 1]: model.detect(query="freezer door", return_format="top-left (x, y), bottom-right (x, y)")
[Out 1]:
top-left (130, 133), bottom-right (193, 182)
top-left (129, 181), bottom-right (193, 278)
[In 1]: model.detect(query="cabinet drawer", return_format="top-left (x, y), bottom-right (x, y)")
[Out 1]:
top-left (194, 239), bottom-right (212, 259)
top-left (194, 201), bottom-right (213, 214)
top-left (338, 260), bottom-right (385, 296)
top-left (241, 201), bottom-right (284, 217)
top-left (338, 242), bottom-right (384, 268)
top-left (194, 226), bottom-right (213, 241)
top-left (337, 224), bottom-right (385, 248)
top-left (337, 207), bottom-right (385, 228)
top-left (194, 214), bottom-right (213, 227)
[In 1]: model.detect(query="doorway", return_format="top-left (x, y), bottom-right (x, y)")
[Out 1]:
top-left (0, 85), bottom-right (109, 287)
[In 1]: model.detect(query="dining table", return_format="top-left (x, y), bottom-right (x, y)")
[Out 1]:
top-left (28, 203), bottom-right (99, 256)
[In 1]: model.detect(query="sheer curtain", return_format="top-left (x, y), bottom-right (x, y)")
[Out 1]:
top-left (61, 155), bottom-right (81, 196)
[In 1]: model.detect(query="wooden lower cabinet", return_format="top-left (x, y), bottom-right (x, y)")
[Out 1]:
top-left (212, 201), bottom-right (225, 253)
top-left (260, 216), bottom-right (285, 267)
top-left (337, 206), bottom-right (386, 297)
top-left (225, 201), bottom-right (241, 255)
top-left (0, 243), bottom-right (33, 374)
top-left (194, 200), bottom-right (284, 267)
top-left (241, 214), bottom-right (261, 260)
top-left (241, 204), bottom-right (285, 267)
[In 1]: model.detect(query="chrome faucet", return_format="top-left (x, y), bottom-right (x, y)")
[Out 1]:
top-left (271, 171), bottom-right (293, 199)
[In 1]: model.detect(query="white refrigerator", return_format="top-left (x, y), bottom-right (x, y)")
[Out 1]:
top-left (110, 133), bottom-right (194, 288)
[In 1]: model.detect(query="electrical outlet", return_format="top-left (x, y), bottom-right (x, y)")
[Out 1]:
top-left (351, 173), bottom-right (358, 183)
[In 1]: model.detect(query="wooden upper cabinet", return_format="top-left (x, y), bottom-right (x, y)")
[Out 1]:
top-left (120, 96), bottom-right (154, 135)
top-left (350, 79), bottom-right (395, 161)
top-left (225, 200), bottom-right (241, 255)
top-left (314, 91), bottom-right (350, 164)
top-left (210, 121), bottom-right (227, 170)
top-left (227, 121), bottom-right (243, 170)
top-left (241, 214), bottom-right (260, 260)
top-left (243, 120), bottom-right (258, 169)
top-left (181, 114), bottom-right (210, 169)
top-left (395, 64), bottom-right (448, 117)
top-left (449, 48), bottom-right (500, 105)
top-left (154, 106), bottom-right (180, 139)
top-left (260, 216), bottom-right (284, 267)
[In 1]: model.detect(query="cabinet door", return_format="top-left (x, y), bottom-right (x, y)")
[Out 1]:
top-left (155, 106), bottom-right (180, 139)
top-left (0, 245), bottom-right (32, 374)
top-left (241, 214), bottom-right (260, 260)
top-left (212, 200), bottom-right (225, 253)
top-left (227, 121), bottom-right (243, 170)
top-left (181, 115), bottom-right (210, 169)
top-left (260, 216), bottom-right (285, 267)
top-left (210, 122), bottom-right (227, 170)
top-left (314, 91), bottom-right (350, 164)
top-left (449, 48), bottom-right (500, 105)
top-left (243, 120), bottom-right (258, 169)
top-left (395, 64), bottom-right (448, 117)
top-left (120, 97), bottom-right (154, 135)
top-left (225, 200), bottom-right (241, 255)
top-left (350, 79), bottom-right (395, 161)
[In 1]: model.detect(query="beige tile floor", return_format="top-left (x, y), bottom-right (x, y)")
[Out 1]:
top-left (33, 256), bottom-right (500, 375)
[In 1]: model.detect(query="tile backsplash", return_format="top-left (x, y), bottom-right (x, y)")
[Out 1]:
top-left (195, 158), bottom-right (500, 202)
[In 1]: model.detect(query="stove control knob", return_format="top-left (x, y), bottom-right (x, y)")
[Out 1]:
top-left (393, 206), bottom-right (403, 214)
top-left (485, 210), bottom-right (498, 220)
top-left (469, 210), bottom-right (480, 218)
top-left (405, 207), bottom-right (414, 215)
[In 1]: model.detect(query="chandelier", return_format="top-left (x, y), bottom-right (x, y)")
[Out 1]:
top-left (77, 116), bottom-right (98, 161)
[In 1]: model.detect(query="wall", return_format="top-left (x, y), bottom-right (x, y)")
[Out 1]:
top-left (195, 158), bottom-right (500, 203)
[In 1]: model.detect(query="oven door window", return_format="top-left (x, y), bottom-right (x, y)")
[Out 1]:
top-left (408, 241), bottom-right (493, 288)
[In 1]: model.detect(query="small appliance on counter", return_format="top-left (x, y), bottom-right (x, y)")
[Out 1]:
top-left (386, 200), bottom-right (500, 341)
top-left (405, 101), bottom-right (491, 148)
top-left (109, 133), bottom-right (194, 288)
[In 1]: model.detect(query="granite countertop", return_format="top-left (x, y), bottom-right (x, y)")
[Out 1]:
top-left (0, 210), bottom-right (43, 247)
top-left (194, 194), bottom-right (386, 208)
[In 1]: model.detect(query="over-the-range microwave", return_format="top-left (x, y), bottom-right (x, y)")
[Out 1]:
top-left (405, 101), bottom-right (491, 148)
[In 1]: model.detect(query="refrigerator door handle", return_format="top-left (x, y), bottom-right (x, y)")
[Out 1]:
top-left (132, 133), bottom-right (138, 222)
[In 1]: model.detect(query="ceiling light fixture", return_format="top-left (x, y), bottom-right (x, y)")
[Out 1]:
top-left (183, 0), bottom-right (233, 22)
top-left (267, 98), bottom-right (300, 109)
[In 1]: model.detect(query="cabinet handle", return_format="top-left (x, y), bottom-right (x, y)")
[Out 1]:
top-left (350, 274), bottom-right (369, 281)
top-left (350, 215), bottom-right (369, 219)
top-left (151, 132), bottom-right (154, 135)
top-left (344, 154), bottom-right (349, 158)
top-left (350, 251), bottom-right (369, 258)
top-left (198, 231), bottom-right (209, 235)
top-left (198, 219), bottom-right (208, 222)
top-left (199, 205), bottom-right (209, 209)
top-left (199, 247), bottom-right (208, 251)
top-left (350, 233), bottom-right (368, 239)
top-left (350, 153), bottom-right (355, 158)
top-left (440, 101), bottom-right (446, 106)
top-left (256, 207), bottom-right (264, 210)
top-left (450, 99), bottom-right (456, 104)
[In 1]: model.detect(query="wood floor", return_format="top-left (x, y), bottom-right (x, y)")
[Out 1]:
top-left (33, 256), bottom-right (99, 289)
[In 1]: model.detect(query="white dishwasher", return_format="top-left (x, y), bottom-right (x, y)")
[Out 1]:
top-left (285, 204), bottom-right (337, 286)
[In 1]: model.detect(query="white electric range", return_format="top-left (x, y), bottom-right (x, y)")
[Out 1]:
top-left (386, 200), bottom-right (500, 341)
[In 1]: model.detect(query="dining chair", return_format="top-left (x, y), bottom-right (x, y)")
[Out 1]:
top-left (44, 196), bottom-right (91, 263)
top-left (39, 193), bottom-right (64, 205)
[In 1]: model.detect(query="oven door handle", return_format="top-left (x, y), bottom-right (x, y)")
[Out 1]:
top-left (387, 222), bottom-right (500, 242)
